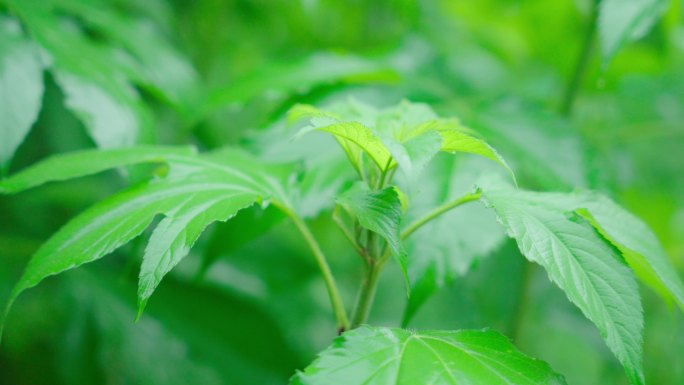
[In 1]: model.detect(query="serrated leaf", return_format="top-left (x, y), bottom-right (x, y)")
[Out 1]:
top-left (558, 192), bottom-right (684, 310)
top-left (291, 105), bottom-right (393, 172)
top-left (429, 120), bottom-right (515, 182)
top-left (382, 130), bottom-right (443, 181)
top-left (291, 100), bottom-right (514, 181)
top-left (599, 0), bottom-right (670, 64)
top-left (337, 184), bottom-right (406, 270)
top-left (0, 16), bottom-right (44, 169)
top-left (0, 146), bottom-right (195, 193)
top-left (481, 188), bottom-right (644, 385)
top-left (1, 147), bottom-right (290, 333)
top-left (137, 190), bottom-right (259, 315)
top-left (291, 326), bottom-right (567, 385)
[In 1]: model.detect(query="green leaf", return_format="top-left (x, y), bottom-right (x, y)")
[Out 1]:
top-left (559, 192), bottom-right (684, 310)
top-left (291, 100), bottom-right (514, 181)
top-left (53, 0), bottom-right (200, 113)
top-left (599, 0), bottom-right (670, 64)
top-left (382, 130), bottom-right (443, 180)
top-left (481, 188), bottom-right (644, 385)
top-left (403, 157), bottom-right (507, 325)
top-left (1, 147), bottom-right (292, 334)
top-left (0, 146), bottom-right (196, 194)
top-left (291, 326), bottom-right (567, 385)
top-left (472, 104), bottom-right (586, 190)
top-left (197, 53), bottom-right (397, 123)
top-left (137, 191), bottom-right (258, 315)
top-left (0, 17), bottom-right (44, 169)
top-left (337, 184), bottom-right (406, 269)
top-left (290, 103), bottom-right (392, 172)
top-left (430, 120), bottom-right (515, 182)
top-left (13, 0), bottom-right (154, 148)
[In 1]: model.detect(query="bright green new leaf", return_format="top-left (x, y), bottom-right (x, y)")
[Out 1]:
top-left (337, 184), bottom-right (406, 270)
top-left (290, 102), bottom-right (392, 172)
top-left (0, 17), bottom-right (44, 170)
top-left (482, 188), bottom-right (644, 385)
top-left (290, 100), bottom-right (514, 181)
top-left (599, 0), bottom-right (670, 63)
top-left (291, 326), bottom-right (567, 385)
top-left (429, 120), bottom-right (515, 181)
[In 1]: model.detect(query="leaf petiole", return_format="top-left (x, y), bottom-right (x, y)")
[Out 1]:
top-left (401, 192), bottom-right (481, 239)
top-left (278, 205), bottom-right (350, 332)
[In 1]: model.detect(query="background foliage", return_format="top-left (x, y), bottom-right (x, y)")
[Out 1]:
top-left (1, 0), bottom-right (683, 384)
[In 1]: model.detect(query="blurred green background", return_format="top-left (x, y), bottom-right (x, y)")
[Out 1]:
top-left (1, 0), bottom-right (683, 384)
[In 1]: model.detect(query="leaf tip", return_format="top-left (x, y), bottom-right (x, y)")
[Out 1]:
top-left (135, 297), bottom-right (148, 322)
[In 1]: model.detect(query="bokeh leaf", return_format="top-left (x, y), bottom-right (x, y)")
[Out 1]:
top-left (599, 0), bottom-right (670, 63)
top-left (0, 17), bottom-right (44, 170)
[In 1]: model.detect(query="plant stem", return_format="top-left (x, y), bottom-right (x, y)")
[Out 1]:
top-left (351, 260), bottom-right (383, 328)
top-left (286, 210), bottom-right (350, 332)
top-left (560, 0), bottom-right (599, 116)
top-left (510, 261), bottom-right (534, 342)
top-left (332, 206), bottom-right (368, 262)
top-left (401, 192), bottom-right (481, 240)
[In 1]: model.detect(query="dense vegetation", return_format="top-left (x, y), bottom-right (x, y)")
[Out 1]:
top-left (1, 0), bottom-right (683, 384)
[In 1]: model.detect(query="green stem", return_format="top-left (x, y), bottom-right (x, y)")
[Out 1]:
top-left (351, 260), bottom-right (383, 328)
top-left (285, 209), bottom-right (350, 332)
top-left (332, 206), bottom-right (368, 262)
top-left (510, 261), bottom-right (534, 342)
top-left (401, 192), bottom-right (481, 240)
top-left (560, 0), bottom-right (599, 116)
